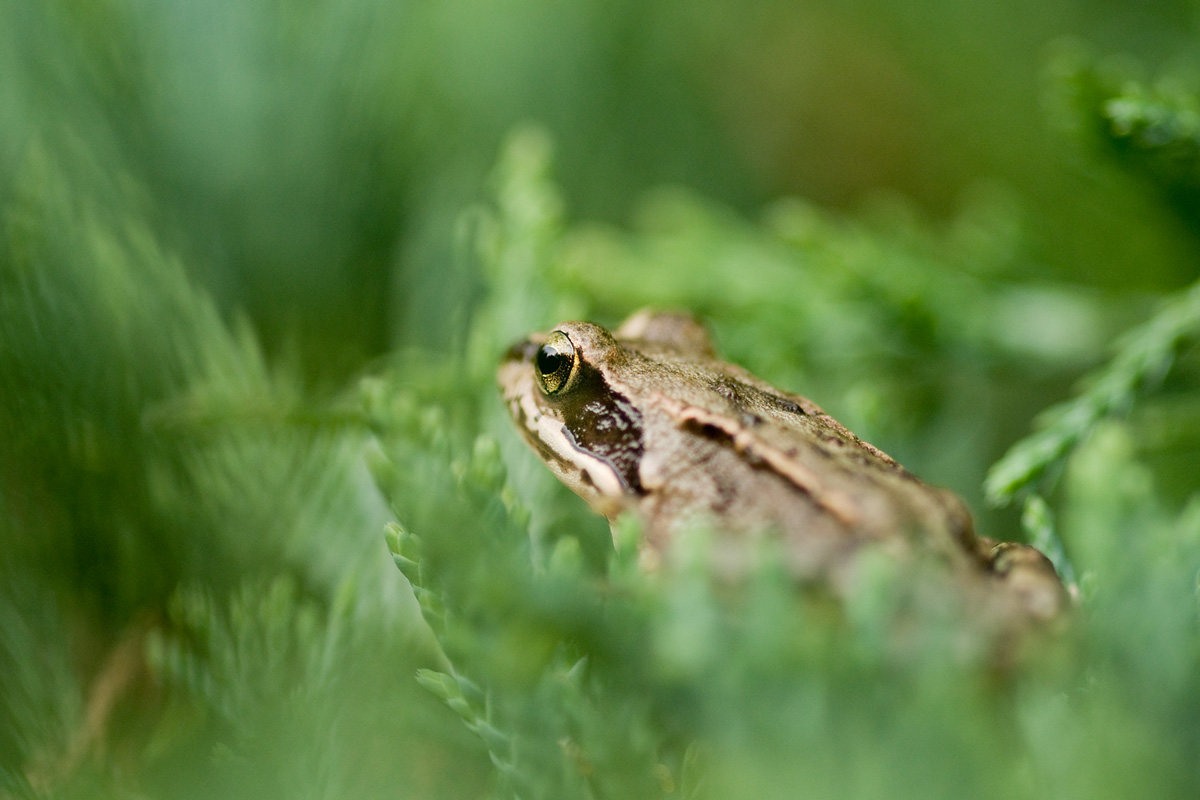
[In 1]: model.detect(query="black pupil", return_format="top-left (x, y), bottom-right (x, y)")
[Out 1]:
top-left (537, 345), bottom-right (568, 377)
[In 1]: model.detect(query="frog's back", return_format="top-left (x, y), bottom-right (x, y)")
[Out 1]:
top-left (620, 333), bottom-right (979, 574)
top-left (612, 315), bottom-right (1065, 624)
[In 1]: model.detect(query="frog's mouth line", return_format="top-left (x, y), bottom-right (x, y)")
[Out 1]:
top-left (559, 424), bottom-right (644, 496)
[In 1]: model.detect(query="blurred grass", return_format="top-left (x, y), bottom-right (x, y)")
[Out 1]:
top-left (3, 1), bottom-right (1200, 798)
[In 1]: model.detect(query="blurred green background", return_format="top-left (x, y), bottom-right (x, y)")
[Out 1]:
top-left (4, 0), bottom-right (1200, 798)
top-left (4, 0), bottom-right (1198, 370)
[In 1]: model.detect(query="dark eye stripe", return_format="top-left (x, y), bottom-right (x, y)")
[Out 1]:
top-left (552, 360), bottom-right (645, 494)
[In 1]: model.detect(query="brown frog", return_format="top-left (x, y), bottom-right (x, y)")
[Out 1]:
top-left (498, 309), bottom-right (1065, 625)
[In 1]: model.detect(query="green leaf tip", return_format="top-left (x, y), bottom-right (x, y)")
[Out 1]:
top-left (986, 276), bottom-right (1200, 505)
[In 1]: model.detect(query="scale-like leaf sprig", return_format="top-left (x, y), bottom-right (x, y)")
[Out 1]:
top-left (985, 277), bottom-right (1200, 583)
top-left (987, 276), bottom-right (1200, 505)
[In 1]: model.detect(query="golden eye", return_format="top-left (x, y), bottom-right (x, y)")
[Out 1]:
top-left (535, 331), bottom-right (578, 395)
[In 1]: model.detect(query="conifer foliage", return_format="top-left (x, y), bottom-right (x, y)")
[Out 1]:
top-left (3, 3), bottom-right (1200, 799)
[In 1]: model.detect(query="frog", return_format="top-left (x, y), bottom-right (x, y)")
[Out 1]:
top-left (498, 309), bottom-right (1066, 626)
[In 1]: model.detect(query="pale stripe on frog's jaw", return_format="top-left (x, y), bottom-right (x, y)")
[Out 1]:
top-left (501, 349), bottom-right (635, 508)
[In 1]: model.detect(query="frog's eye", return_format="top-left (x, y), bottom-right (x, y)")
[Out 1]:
top-left (535, 331), bottom-right (578, 395)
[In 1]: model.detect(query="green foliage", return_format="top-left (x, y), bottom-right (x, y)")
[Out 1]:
top-left (136, 574), bottom-right (489, 800)
top-left (985, 276), bottom-right (1200, 503)
top-left (984, 273), bottom-right (1200, 581)
top-left (0, 575), bottom-right (79, 795)
top-left (362, 133), bottom-right (1200, 799)
top-left (0, 148), bottom-right (382, 622)
top-left (1047, 46), bottom-right (1200, 232)
top-left (4, 3), bottom-right (1200, 799)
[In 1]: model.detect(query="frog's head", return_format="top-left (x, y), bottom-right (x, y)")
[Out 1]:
top-left (498, 320), bottom-right (645, 517)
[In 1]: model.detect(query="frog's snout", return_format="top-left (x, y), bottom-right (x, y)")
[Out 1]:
top-left (502, 337), bottom-right (540, 365)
